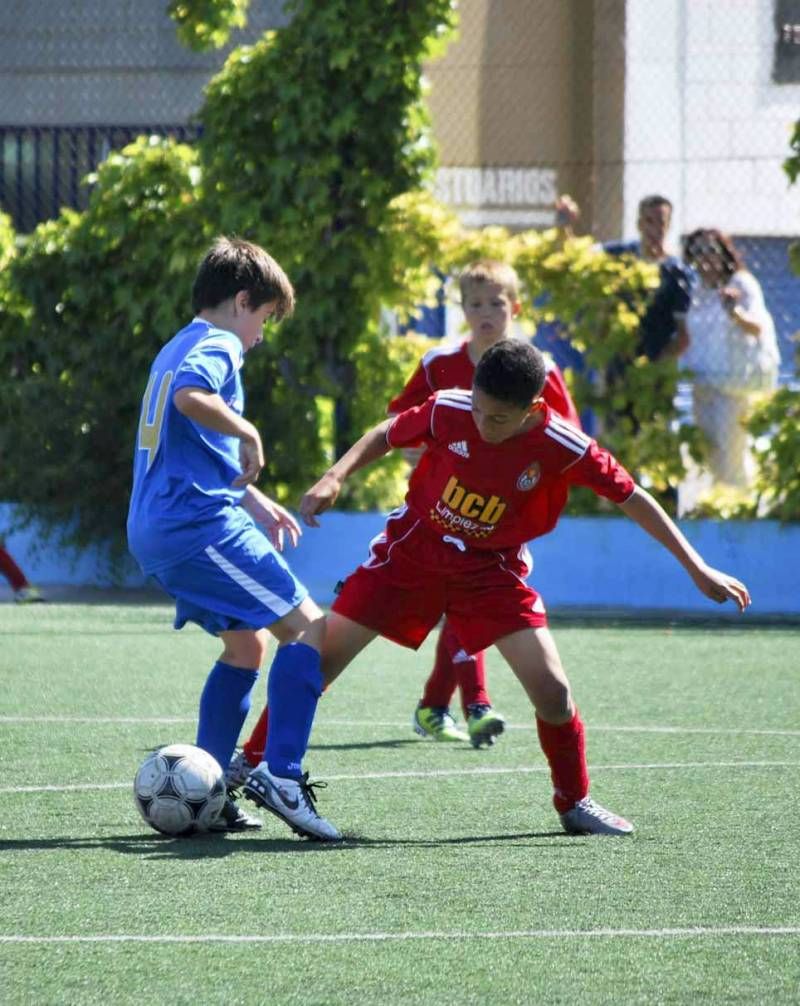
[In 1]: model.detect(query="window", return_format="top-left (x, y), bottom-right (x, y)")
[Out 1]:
top-left (773, 0), bottom-right (800, 83)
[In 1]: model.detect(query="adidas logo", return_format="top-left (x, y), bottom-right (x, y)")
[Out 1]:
top-left (448, 440), bottom-right (470, 458)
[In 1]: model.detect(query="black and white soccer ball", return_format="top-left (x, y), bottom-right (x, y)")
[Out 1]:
top-left (133, 743), bottom-right (226, 836)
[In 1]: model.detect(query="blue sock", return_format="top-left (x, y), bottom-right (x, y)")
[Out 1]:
top-left (196, 661), bottom-right (258, 771)
top-left (265, 642), bottom-right (323, 780)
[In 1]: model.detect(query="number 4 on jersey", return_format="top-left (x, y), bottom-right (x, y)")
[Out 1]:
top-left (138, 370), bottom-right (173, 469)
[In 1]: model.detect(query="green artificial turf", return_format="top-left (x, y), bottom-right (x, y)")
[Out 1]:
top-left (1, 602), bottom-right (798, 1004)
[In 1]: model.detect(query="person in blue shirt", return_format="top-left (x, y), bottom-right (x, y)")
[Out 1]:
top-left (127, 236), bottom-right (340, 841)
top-left (556, 193), bottom-right (694, 362)
top-left (555, 193), bottom-right (694, 442)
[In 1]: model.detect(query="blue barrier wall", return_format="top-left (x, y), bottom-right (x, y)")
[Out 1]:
top-left (1, 504), bottom-right (797, 615)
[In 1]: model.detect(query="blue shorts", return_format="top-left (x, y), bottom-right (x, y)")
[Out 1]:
top-left (153, 524), bottom-right (308, 636)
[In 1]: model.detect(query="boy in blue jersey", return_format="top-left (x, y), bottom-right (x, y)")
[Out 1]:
top-left (127, 236), bottom-right (340, 841)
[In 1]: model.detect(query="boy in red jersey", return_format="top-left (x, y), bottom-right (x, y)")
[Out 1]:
top-left (388, 260), bottom-right (579, 748)
top-left (243, 340), bottom-right (749, 837)
top-left (229, 261), bottom-right (580, 781)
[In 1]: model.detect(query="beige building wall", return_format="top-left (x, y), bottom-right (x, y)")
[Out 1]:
top-left (426, 0), bottom-right (626, 239)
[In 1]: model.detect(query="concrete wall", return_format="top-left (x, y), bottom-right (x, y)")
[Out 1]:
top-left (2, 504), bottom-right (797, 616)
top-left (426, 0), bottom-right (800, 240)
top-left (427, 0), bottom-right (581, 229)
top-left (624, 0), bottom-right (800, 239)
top-left (0, 0), bottom-right (288, 126)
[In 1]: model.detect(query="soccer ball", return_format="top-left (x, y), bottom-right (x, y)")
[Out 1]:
top-left (133, 743), bottom-right (226, 837)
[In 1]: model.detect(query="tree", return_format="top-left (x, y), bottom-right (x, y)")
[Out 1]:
top-left (195, 0), bottom-right (457, 501)
top-left (0, 1), bottom-right (458, 558)
top-left (0, 138), bottom-right (205, 560)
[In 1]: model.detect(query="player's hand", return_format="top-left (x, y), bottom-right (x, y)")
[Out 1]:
top-left (299, 471), bottom-right (342, 527)
top-left (692, 564), bottom-right (751, 612)
top-left (244, 487), bottom-right (301, 551)
top-left (232, 427), bottom-right (265, 487)
top-left (720, 286), bottom-right (741, 315)
top-left (555, 193), bottom-right (579, 228)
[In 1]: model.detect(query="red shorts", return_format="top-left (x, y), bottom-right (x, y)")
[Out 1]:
top-left (332, 507), bottom-right (547, 653)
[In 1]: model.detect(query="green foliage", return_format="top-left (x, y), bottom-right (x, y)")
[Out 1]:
top-left (167, 0), bottom-right (250, 51)
top-left (743, 122), bottom-right (800, 520)
top-left (515, 233), bottom-right (699, 511)
top-left (783, 118), bottom-right (800, 185)
top-left (11, 0), bottom-right (787, 565)
top-left (680, 483), bottom-right (758, 521)
top-left (197, 0), bottom-right (457, 490)
top-left (345, 328), bottom-right (433, 509)
top-left (382, 195), bottom-right (700, 514)
top-left (0, 3), bottom-right (460, 555)
top-left (0, 137), bottom-right (204, 562)
top-left (0, 208), bottom-right (15, 269)
top-left (746, 387), bottom-right (800, 521)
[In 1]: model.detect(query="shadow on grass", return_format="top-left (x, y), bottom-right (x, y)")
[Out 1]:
top-left (308, 738), bottom-right (421, 752)
top-left (0, 828), bottom-right (575, 859)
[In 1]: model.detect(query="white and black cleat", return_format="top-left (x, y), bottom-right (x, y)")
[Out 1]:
top-left (209, 797), bottom-right (263, 832)
top-left (243, 765), bottom-right (341, 842)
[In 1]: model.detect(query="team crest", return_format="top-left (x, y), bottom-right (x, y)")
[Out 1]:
top-left (516, 462), bottom-right (541, 491)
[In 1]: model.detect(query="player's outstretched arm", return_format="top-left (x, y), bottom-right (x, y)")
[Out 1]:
top-left (618, 486), bottom-right (751, 612)
top-left (300, 419), bottom-right (394, 527)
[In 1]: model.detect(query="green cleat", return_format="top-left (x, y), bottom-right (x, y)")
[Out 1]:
top-left (413, 705), bottom-right (469, 742)
top-left (466, 703), bottom-right (506, 748)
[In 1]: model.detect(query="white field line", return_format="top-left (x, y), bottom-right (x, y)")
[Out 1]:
top-left (1, 760), bottom-right (797, 795)
top-left (1, 714), bottom-right (799, 738)
top-left (1, 925), bottom-right (799, 945)
top-left (0, 715), bottom-right (196, 724)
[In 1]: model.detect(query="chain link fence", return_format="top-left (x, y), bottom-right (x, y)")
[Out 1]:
top-left (0, 125), bottom-right (201, 233)
top-left (421, 0), bottom-right (800, 504)
top-left (0, 0), bottom-right (798, 500)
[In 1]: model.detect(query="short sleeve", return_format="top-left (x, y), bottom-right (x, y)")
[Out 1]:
top-left (731, 271), bottom-right (766, 317)
top-left (387, 396), bottom-right (436, 448)
top-left (542, 362), bottom-right (581, 426)
top-left (387, 362), bottom-right (433, 415)
top-left (174, 334), bottom-right (242, 394)
top-left (564, 439), bottom-right (636, 504)
top-left (602, 239), bottom-right (638, 258)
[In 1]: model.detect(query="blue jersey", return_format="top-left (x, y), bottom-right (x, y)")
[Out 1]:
top-left (127, 318), bottom-right (251, 575)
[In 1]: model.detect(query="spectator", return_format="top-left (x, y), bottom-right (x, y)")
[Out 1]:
top-left (682, 228), bottom-right (780, 488)
top-left (556, 193), bottom-right (694, 362)
top-left (554, 194), bottom-right (694, 450)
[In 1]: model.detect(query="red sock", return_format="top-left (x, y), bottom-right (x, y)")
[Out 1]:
top-left (0, 545), bottom-right (29, 592)
top-left (421, 620), bottom-right (491, 712)
top-left (536, 711), bottom-right (590, 814)
top-left (243, 705), bottom-right (269, 766)
top-left (455, 649), bottom-right (490, 718)
top-left (419, 622), bottom-right (459, 707)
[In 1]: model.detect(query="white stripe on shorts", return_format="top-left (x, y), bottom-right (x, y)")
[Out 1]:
top-left (205, 545), bottom-right (294, 618)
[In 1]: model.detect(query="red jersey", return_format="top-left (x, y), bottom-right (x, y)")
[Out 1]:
top-left (387, 340), bottom-right (581, 427)
top-left (387, 390), bottom-right (635, 551)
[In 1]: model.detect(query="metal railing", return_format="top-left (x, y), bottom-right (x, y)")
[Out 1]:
top-left (0, 124), bottom-right (200, 233)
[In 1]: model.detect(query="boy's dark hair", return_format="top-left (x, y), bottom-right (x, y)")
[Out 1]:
top-left (473, 340), bottom-right (546, 408)
top-left (638, 194), bottom-right (673, 215)
top-left (458, 259), bottom-right (520, 302)
top-left (191, 236), bottom-right (295, 319)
